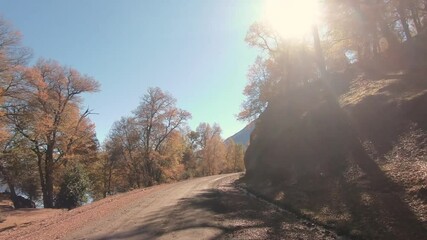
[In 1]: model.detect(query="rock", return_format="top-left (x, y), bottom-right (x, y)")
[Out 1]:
top-left (12, 195), bottom-right (36, 209)
top-left (336, 236), bottom-right (350, 240)
top-left (417, 187), bottom-right (427, 202)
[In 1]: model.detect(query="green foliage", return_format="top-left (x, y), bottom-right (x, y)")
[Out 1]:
top-left (55, 164), bottom-right (90, 209)
top-left (182, 148), bottom-right (197, 178)
top-left (0, 135), bottom-right (40, 200)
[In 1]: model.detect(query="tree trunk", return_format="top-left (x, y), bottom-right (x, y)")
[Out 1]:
top-left (409, 2), bottom-right (422, 33)
top-left (379, 20), bottom-right (399, 50)
top-left (312, 24), bottom-right (326, 78)
top-left (7, 182), bottom-right (20, 209)
top-left (136, 170), bottom-right (141, 188)
top-left (36, 152), bottom-right (49, 207)
top-left (7, 182), bottom-right (16, 199)
top-left (144, 155), bottom-right (154, 186)
top-left (397, 3), bottom-right (412, 41)
top-left (44, 166), bottom-right (54, 208)
top-left (107, 166), bottom-right (112, 196)
top-left (43, 146), bottom-right (54, 208)
top-left (102, 165), bottom-right (111, 198)
top-left (372, 29), bottom-right (380, 57)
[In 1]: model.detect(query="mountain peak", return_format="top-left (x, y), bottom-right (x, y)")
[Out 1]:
top-left (225, 121), bottom-right (255, 146)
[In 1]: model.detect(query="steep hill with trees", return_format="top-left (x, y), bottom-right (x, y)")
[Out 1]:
top-left (244, 70), bottom-right (427, 239)
top-left (240, 1), bottom-right (427, 239)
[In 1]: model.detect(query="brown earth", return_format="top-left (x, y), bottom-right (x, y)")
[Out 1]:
top-left (1, 193), bottom-right (65, 232)
top-left (0, 173), bottom-right (339, 240)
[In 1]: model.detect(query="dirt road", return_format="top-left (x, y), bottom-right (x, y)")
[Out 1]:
top-left (2, 173), bottom-right (337, 239)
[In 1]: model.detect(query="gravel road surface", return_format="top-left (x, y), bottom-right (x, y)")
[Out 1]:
top-left (1, 173), bottom-right (337, 240)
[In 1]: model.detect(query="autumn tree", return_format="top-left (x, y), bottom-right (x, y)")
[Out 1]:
top-left (0, 132), bottom-right (39, 202)
top-left (107, 117), bottom-right (142, 188)
top-left (181, 130), bottom-right (200, 178)
top-left (7, 59), bottom-right (99, 208)
top-left (0, 19), bottom-right (30, 142)
top-left (103, 87), bottom-right (191, 191)
top-left (93, 138), bottom-right (132, 197)
top-left (0, 18), bottom-right (35, 207)
top-left (0, 17), bottom-right (31, 108)
top-left (240, 23), bottom-right (319, 122)
top-left (225, 140), bottom-right (245, 173)
top-left (85, 150), bottom-right (110, 199)
top-left (323, 0), bottom-right (426, 68)
top-left (195, 123), bottom-right (226, 175)
top-left (238, 57), bottom-right (270, 121)
top-left (133, 87), bottom-right (191, 185)
top-left (240, 0), bottom-right (427, 123)
top-left (157, 131), bottom-right (186, 182)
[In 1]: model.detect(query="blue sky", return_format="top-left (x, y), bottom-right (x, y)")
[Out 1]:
top-left (0, 0), bottom-right (263, 142)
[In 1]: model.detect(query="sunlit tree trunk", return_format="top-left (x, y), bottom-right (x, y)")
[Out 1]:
top-left (312, 24), bottom-right (326, 78)
top-left (397, 2), bottom-right (412, 41)
top-left (409, 2), bottom-right (422, 33)
top-left (379, 19), bottom-right (399, 50)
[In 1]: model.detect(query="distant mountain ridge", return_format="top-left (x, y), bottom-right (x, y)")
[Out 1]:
top-left (225, 121), bottom-right (255, 146)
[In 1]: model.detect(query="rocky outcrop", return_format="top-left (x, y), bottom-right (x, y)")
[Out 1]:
top-left (245, 80), bottom-right (354, 184)
top-left (12, 195), bottom-right (36, 209)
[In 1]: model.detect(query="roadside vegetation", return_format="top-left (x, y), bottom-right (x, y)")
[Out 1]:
top-left (0, 18), bottom-right (245, 210)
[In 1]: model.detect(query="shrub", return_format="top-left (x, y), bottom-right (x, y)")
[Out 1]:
top-left (55, 164), bottom-right (90, 209)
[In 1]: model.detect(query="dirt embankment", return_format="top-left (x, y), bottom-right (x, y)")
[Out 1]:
top-left (244, 70), bottom-right (427, 239)
top-left (1, 193), bottom-right (64, 233)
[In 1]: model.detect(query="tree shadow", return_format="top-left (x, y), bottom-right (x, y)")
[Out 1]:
top-left (245, 125), bottom-right (427, 239)
top-left (91, 183), bottom-right (335, 240)
top-left (244, 82), bottom-right (427, 239)
top-left (338, 142), bottom-right (427, 239)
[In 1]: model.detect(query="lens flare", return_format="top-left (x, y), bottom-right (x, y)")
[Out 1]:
top-left (262, 0), bottom-right (319, 39)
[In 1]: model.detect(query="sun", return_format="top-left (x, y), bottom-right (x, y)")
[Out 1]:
top-left (262, 0), bottom-right (319, 39)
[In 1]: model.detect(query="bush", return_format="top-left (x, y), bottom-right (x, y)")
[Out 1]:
top-left (55, 164), bottom-right (90, 209)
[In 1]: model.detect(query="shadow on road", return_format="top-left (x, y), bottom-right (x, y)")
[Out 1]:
top-left (92, 181), bottom-right (334, 240)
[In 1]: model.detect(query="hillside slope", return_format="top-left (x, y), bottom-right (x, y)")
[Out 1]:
top-left (243, 70), bottom-right (427, 239)
top-left (225, 121), bottom-right (255, 147)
